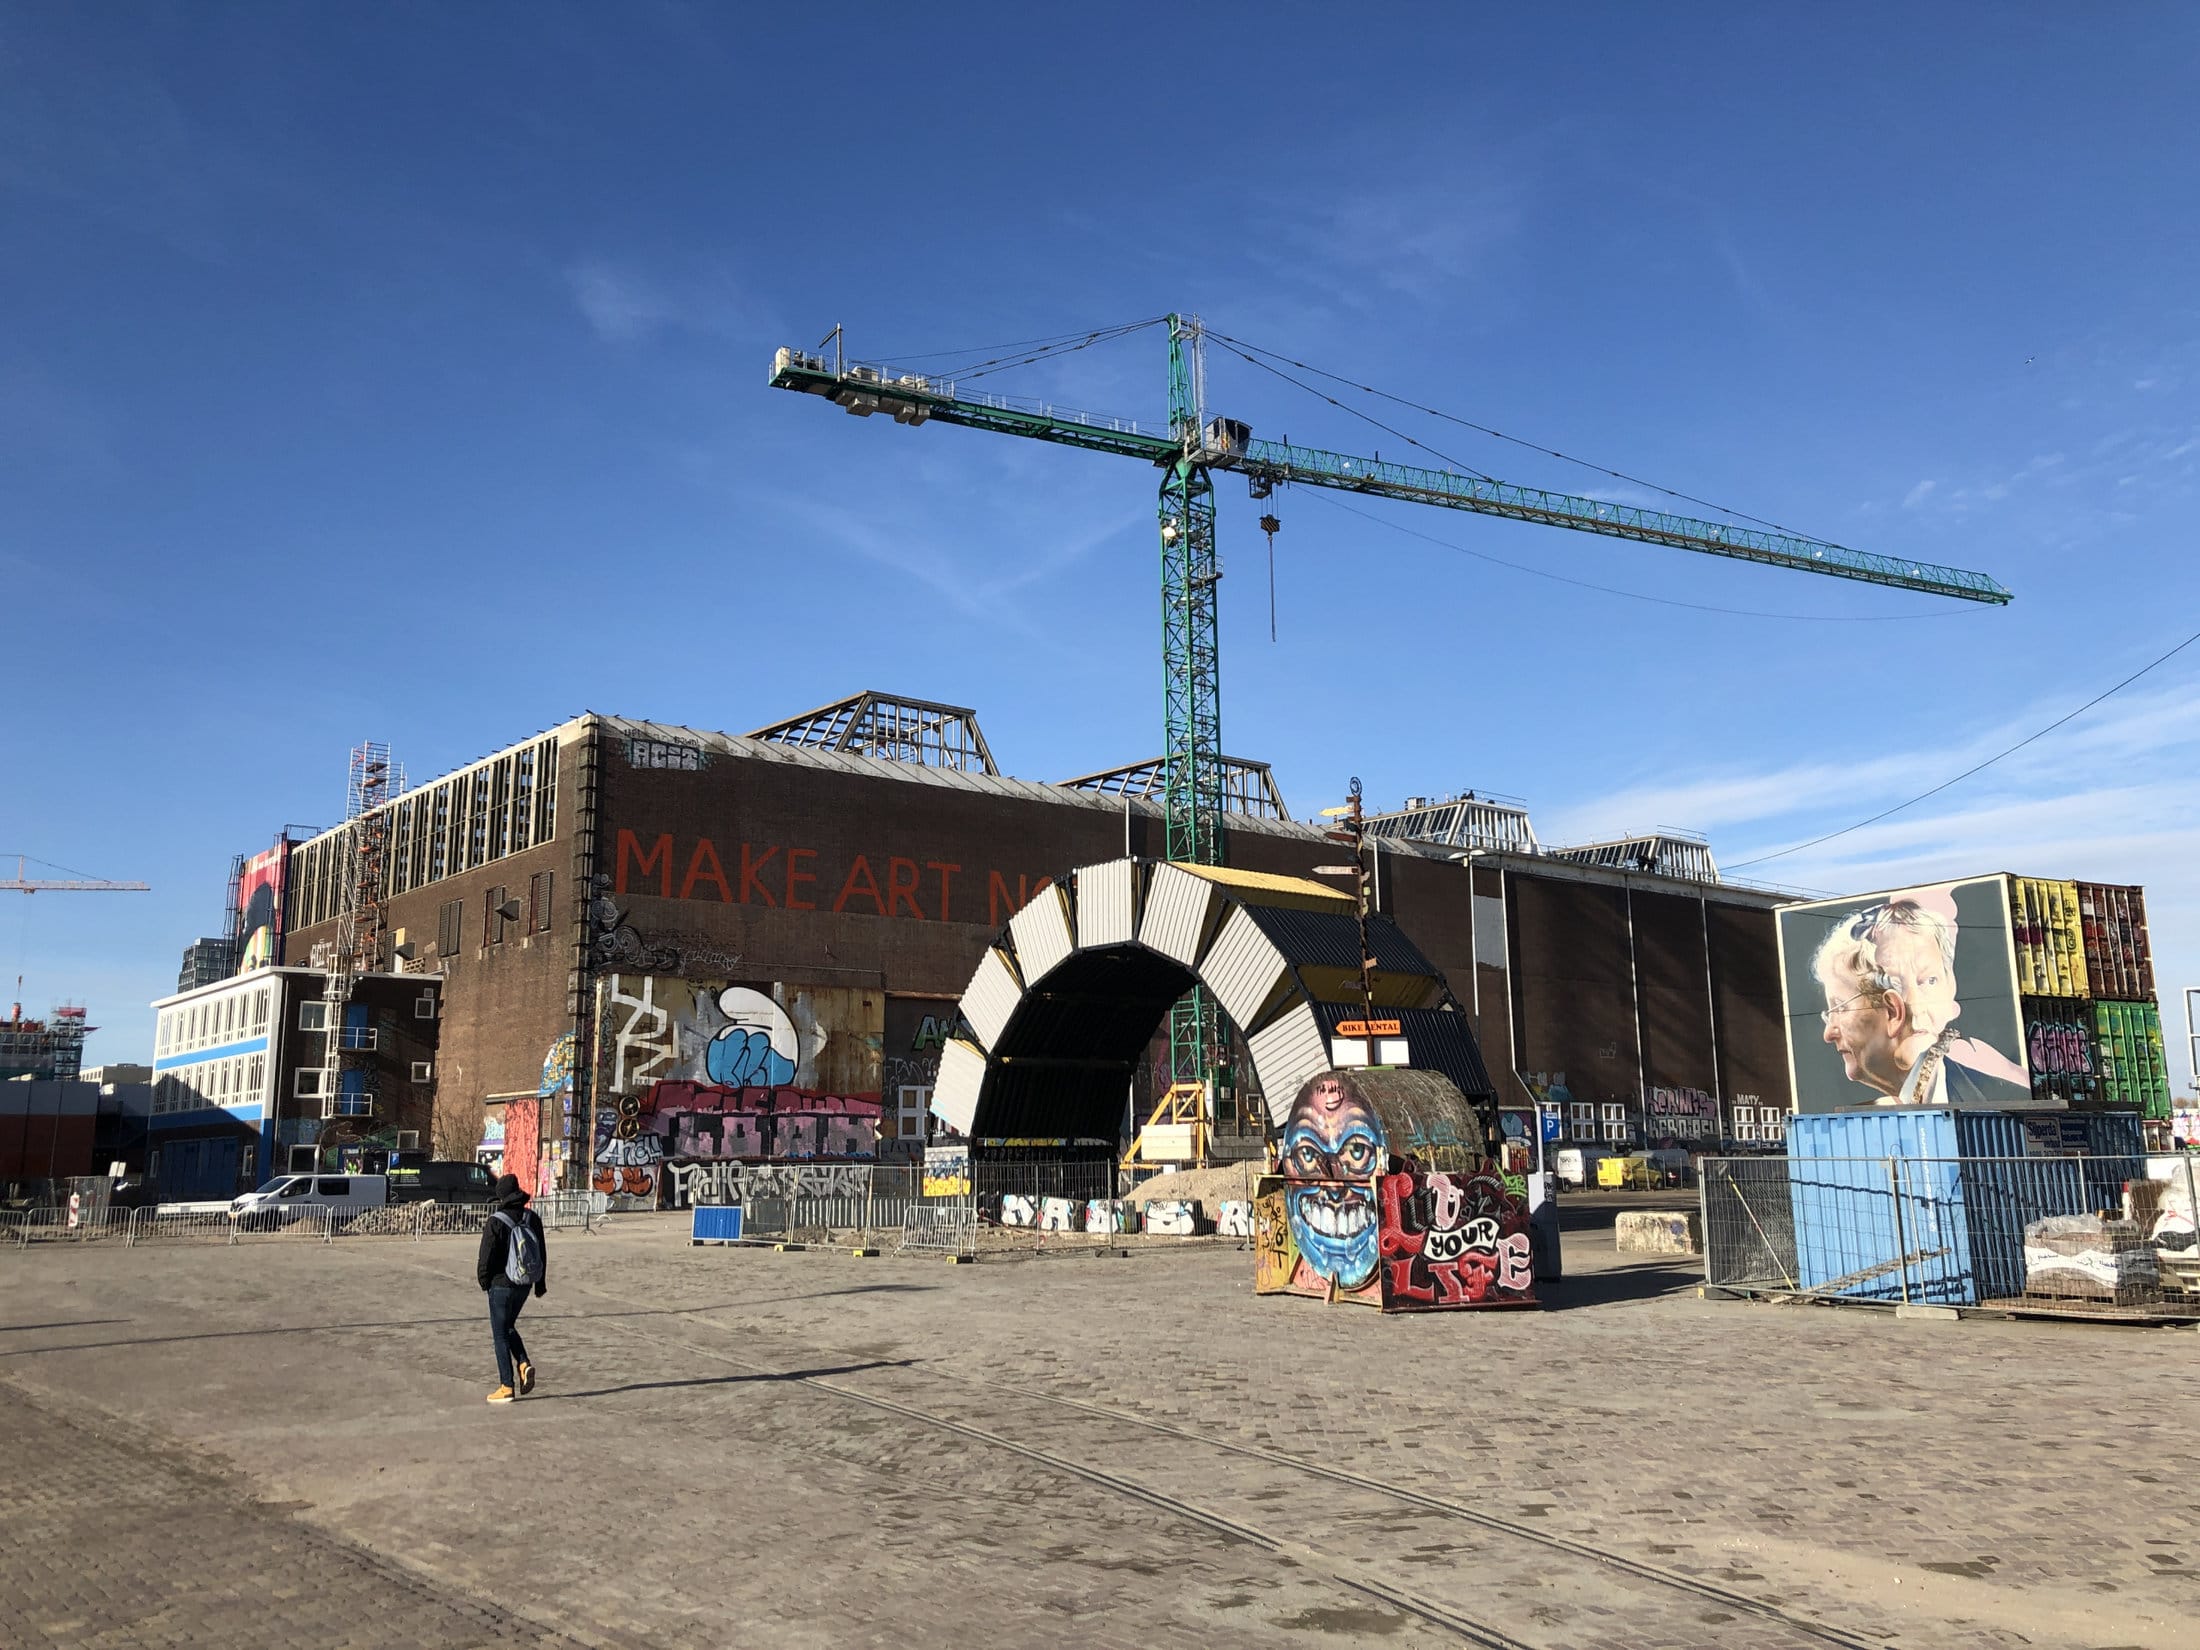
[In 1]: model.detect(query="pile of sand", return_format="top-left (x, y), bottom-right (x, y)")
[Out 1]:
top-left (1130, 1160), bottom-right (1264, 1212)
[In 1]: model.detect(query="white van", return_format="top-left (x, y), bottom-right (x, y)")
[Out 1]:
top-left (230, 1173), bottom-right (389, 1226)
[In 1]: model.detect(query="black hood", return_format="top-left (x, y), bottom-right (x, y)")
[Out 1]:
top-left (494, 1173), bottom-right (529, 1211)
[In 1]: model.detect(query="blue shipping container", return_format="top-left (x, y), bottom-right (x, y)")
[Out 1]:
top-left (1786, 1109), bottom-right (2089, 1305)
top-left (690, 1204), bottom-right (744, 1245)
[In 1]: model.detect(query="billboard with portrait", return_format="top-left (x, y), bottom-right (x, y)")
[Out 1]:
top-left (236, 844), bottom-right (289, 972)
top-left (1777, 876), bottom-right (2046, 1113)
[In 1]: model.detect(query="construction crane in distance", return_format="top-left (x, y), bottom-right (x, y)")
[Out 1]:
top-left (769, 316), bottom-right (2013, 1088)
top-left (4, 856), bottom-right (150, 894)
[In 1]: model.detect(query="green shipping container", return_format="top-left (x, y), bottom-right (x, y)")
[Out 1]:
top-left (2093, 999), bottom-right (2171, 1115)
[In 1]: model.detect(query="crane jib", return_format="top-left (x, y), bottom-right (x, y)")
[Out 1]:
top-left (767, 350), bottom-right (2012, 606)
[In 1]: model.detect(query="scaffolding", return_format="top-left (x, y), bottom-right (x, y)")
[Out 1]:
top-left (746, 690), bottom-right (998, 774)
top-left (1058, 754), bottom-right (1292, 821)
top-left (316, 742), bottom-right (399, 1141)
top-left (0, 1004), bottom-right (92, 1082)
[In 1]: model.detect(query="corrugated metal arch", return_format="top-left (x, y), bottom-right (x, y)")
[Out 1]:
top-left (933, 856), bottom-right (1494, 1146)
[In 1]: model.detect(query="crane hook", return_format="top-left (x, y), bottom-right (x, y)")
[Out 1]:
top-left (1258, 513), bottom-right (1281, 642)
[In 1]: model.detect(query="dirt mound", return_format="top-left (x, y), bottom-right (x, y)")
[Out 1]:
top-left (1131, 1160), bottom-right (1264, 1212)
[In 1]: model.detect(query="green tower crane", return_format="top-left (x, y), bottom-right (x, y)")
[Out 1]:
top-left (769, 319), bottom-right (2011, 1090)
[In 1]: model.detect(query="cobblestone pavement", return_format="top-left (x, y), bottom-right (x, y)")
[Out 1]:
top-left (3, 1216), bottom-right (2195, 1649)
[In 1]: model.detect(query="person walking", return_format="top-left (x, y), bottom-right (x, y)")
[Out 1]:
top-left (477, 1172), bottom-right (547, 1403)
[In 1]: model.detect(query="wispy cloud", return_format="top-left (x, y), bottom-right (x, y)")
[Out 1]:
top-left (564, 258), bottom-right (781, 346)
top-left (1902, 479), bottom-right (1936, 509)
top-left (758, 493), bottom-right (1143, 638)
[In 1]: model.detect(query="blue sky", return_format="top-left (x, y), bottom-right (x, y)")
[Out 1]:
top-left (4, 5), bottom-right (2197, 1083)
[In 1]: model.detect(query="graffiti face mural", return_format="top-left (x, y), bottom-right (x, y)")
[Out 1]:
top-left (1257, 1066), bottom-right (1536, 1312)
top-left (1279, 1071), bottom-right (1386, 1290)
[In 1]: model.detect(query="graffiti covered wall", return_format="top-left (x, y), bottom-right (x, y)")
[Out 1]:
top-left (591, 973), bottom-right (883, 1196)
top-left (1254, 1067), bottom-right (1533, 1313)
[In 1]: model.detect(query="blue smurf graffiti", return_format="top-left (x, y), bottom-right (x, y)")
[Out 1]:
top-left (704, 986), bottom-right (800, 1088)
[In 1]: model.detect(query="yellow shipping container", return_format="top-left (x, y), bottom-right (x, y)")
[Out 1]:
top-left (2010, 877), bottom-right (2089, 999)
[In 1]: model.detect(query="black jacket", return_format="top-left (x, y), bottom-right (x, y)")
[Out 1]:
top-left (477, 1192), bottom-right (547, 1292)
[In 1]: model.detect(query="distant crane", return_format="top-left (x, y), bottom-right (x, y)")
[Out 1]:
top-left (770, 316), bottom-right (2013, 1087)
top-left (3, 856), bottom-right (150, 894)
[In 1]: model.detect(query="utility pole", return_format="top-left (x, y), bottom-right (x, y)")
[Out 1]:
top-left (1316, 777), bottom-right (1380, 1068)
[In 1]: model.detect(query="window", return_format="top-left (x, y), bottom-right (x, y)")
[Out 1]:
top-left (1600, 1103), bottom-right (1630, 1145)
top-left (1568, 1101), bottom-right (1596, 1143)
top-left (898, 1085), bottom-right (931, 1140)
top-left (247, 1055), bottom-right (264, 1098)
top-left (411, 1060), bottom-right (433, 1083)
top-left (485, 885), bottom-right (508, 946)
top-left (437, 898), bottom-right (462, 958)
top-left (414, 992), bottom-right (438, 1020)
top-left (252, 990), bottom-right (270, 1033)
top-left (295, 1068), bottom-right (329, 1099)
top-left (317, 1178), bottom-right (351, 1197)
top-left (299, 1001), bottom-right (328, 1032)
top-left (529, 871), bottom-right (554, 934)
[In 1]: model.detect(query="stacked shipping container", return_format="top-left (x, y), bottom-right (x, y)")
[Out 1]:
top-left (2010, 878), bottom-right (2169, 1121)
top-left (2094, 999), bottom-right (2172, 1116)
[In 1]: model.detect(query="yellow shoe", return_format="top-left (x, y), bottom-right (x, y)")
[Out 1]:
top-left (486, 1385), bottom-right (515, 1404)
top-left (516, 1362), bottom-right (535, 1396)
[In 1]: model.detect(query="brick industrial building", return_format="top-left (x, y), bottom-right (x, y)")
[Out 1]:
top-left (248, 690), bottom-right (1792, 1193)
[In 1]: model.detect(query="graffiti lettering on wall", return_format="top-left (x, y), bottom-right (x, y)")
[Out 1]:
top-left (592, 1082), bottom-right (884, 1193)
top-left (1646, 1085), bottom-right (1719, 1142)
top-left (922, 1145), bottom-right (970, 1197)
top-left (614, 829), bottom-right (1053, 927)
top-left (2027, 1018), bottom-right (2095, 1080)
top-left (662, 1161), bottom-right (874, 1207)
top-left (1378, 1171), bottom-right (1533, 1310)
top-left (590, 974), bottom-right (884, 1196)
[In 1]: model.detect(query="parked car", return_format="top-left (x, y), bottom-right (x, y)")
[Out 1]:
top-left (386, 1160), bottom-right (499, 1206)
top-left (230, 1173), bottom-right (388, 1228)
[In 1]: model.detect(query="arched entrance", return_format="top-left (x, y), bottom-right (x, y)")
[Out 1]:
top-left (930, 858), bottom-right (1496, 1142)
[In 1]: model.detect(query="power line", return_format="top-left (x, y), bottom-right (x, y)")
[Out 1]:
top-left (1727, 626), bottom-right (2200, 868)
top-left (1206, 328), bottom-right (1829, 541)
top-left (1303, 492), bottom-right (1980, 623)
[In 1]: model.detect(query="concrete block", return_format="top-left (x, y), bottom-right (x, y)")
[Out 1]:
top-left (1615, 1208), bottom-right (1701, 1255)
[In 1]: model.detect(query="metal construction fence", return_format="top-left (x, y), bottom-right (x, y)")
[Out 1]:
top-left (896, 1204), bottom-right (978, 1260)
top-left (1703, 1152), bottom-right (2200, 1321)
top-left (680, 1158), bottom-right (1209, 1257)
top-left (5, 1198), bottom-right (607, 1249)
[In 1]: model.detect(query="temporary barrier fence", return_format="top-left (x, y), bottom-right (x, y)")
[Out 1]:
top-left (897, 1204), bottom-right (978, 1260)
top-left (1703, 1152), bottom-right (2200, 1322)
top-left (7, 1200), bottom-right (604, 1249)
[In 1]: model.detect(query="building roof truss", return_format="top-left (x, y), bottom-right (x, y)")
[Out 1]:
top-left (746, 690), bottom-right (999, 775)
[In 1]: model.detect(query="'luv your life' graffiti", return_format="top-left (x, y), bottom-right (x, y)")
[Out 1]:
top-left (1257, 1166), bottom-right (1535, 1312)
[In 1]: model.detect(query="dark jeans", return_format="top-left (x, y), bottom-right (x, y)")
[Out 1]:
top-left (487, 1282), bottom-right (531, 1389)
